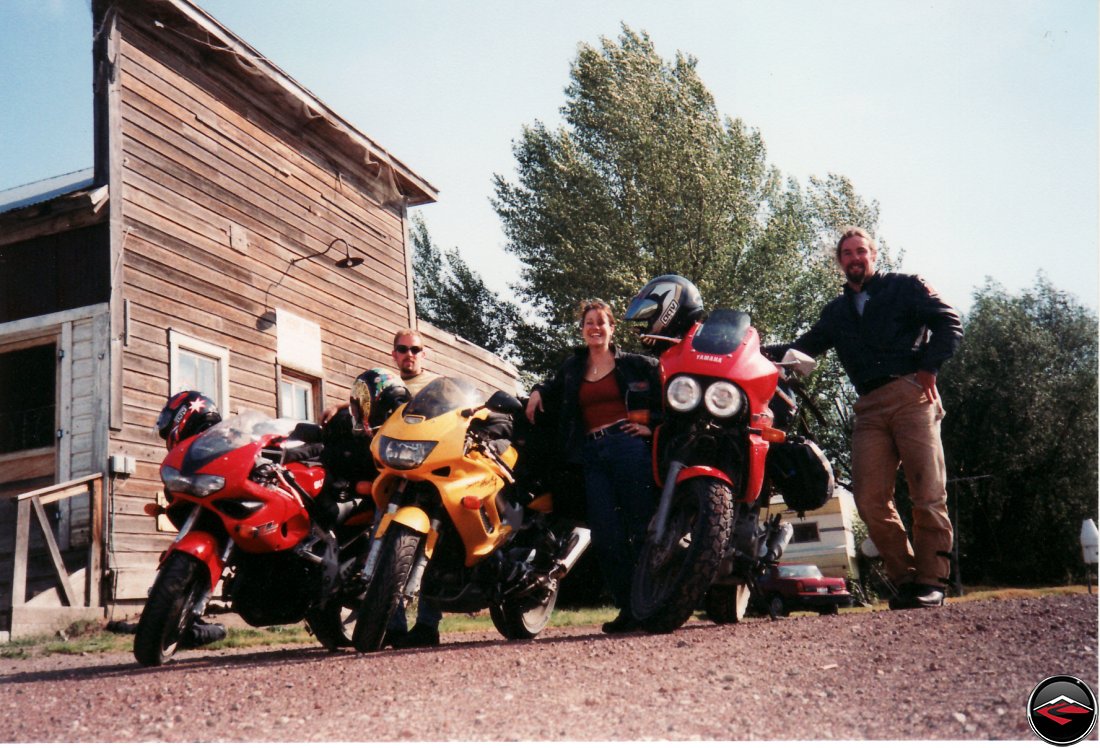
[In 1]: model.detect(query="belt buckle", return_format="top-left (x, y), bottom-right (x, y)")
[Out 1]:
top-left (589, 421), bottom-right (621, 441)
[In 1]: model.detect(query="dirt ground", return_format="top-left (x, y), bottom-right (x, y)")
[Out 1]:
top-left (0, 593), bottom-right (1096, 742)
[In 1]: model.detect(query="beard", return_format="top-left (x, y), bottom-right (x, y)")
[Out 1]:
top-left (844, 263), bottom-right (869, 285)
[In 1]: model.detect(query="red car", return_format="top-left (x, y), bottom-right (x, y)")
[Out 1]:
top-left (754, 563), bottom-right (851, 617)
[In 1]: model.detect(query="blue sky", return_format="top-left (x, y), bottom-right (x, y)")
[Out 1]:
top-left (1, 0), bottom-right (1096, 315)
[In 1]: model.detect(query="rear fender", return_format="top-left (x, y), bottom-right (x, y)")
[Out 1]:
top-left (164, 531), bottom-right (224, 591)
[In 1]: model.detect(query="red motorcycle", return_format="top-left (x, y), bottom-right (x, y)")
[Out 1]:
top-left (134, 400), bottom-right (375, 665)
top-left (624, 275), bottom-right (833, 633)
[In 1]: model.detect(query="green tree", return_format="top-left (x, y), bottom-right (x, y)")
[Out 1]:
top-left (939, 276), bottom-right (1098, 584)
top-left (409, 213), bottom-right (520, 360)
top-left (491, 25), bottom-right (888, 473)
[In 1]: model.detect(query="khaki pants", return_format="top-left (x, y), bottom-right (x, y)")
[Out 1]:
top-left (852, 376), bottom-right (953, 588)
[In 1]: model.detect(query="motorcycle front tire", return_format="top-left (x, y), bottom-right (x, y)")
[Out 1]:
top-left (351, 526), bottom-right (421, 653)
top-left (133, 552), bottom-right (209, 666)
top-left (631, 477), bottom-right (733, 633)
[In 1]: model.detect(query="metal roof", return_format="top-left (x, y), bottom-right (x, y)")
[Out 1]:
top-left (0, 168), bottom-right (96, 215)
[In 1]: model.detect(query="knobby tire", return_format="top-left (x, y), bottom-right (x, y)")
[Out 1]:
top-left (631, 477), bottom-right (733, 633)
top-left (704, 582), bottom-right (751, 624)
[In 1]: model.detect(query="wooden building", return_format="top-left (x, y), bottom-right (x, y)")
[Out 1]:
top-left (0, 0), bottom-right (518, 638)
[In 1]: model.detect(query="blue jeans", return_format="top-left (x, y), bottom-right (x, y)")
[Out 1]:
top-left (581, 429), bottom-right (656, 610)
top-left (388, 597), bottom-right (441, 633)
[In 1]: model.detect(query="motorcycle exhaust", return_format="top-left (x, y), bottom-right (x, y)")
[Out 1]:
top-left (762, 521), bottom-right (794, 564)
top-left (551, 527), bottom-right (592, 580)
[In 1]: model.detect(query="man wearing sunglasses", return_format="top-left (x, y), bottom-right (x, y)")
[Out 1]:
top-left (320, 328), bottom-right (441, 647)
top-left (383, 328), bottom-right (445, 648)
top-left (390, 329), bottom-right (434, 396)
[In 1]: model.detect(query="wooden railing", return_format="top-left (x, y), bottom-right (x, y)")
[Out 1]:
top-left (8, 474), bottom-right (105, 627)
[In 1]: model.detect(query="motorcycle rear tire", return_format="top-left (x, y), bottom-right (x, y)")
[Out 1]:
top-left (305, 600), bottom-right (357, 650)
top-left (490, 580), bottom-right (559, 640)
top-left (704, 582), bottom-right (751, 624)
top-left (631, 477), bottom-right (733, 633)
top-left (352, 527), bottom-right (421, 653)
top-left (133, 552), bottom-right (209, 666)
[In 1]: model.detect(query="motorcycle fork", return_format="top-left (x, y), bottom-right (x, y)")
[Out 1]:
top-left (650, 460), bottom-right (686, 544)
top-left (402, 518), bottom-right (441, 600)
top-left (192, 539), bottom-right (234, 618)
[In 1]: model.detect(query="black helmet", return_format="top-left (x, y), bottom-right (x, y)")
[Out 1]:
top-left (624, 274), bottom-right (704, 341)
top-left (156, 391), bottom-right (221, 450)
top-left (349, 368), bottom-right (409, 434)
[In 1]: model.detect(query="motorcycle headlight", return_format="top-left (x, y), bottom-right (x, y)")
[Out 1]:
top-left (160, 465), bottom-right (225, 497)
top-left (704, 381), bottom-right (745, 419)
top-left (666, 376), bottom-right (702, 412)
top-left (378, 436), bottom-right (438, 470)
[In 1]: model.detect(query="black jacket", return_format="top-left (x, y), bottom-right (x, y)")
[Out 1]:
top-left (785, 272), bottom-right (962, 393)
top-left (534, 345), bottom-right (662, 464)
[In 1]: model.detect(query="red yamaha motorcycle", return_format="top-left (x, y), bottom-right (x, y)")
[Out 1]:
top-left (624, 275), bottom-right (833, 633)
top-left (134, 410), bottom-right (374, 665)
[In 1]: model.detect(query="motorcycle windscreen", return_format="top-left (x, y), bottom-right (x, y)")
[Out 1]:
top-left (691, 309), bottom-right (751, 355)
top-left (403, 377), bottom-right (484, 421)
top-left (184, 410), bottom-right (297, 469)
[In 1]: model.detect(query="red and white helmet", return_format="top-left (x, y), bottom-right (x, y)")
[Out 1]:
top-left (155, 391), bottom-right (222, 450)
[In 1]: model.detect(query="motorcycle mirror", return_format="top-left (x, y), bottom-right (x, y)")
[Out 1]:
top-left (779, 349), bottom-right (817, 377)
top-left (485, 391), bottom-right (523, 415)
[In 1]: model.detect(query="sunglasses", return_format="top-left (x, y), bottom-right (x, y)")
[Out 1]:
top-left (394, 345), bottom-right (423, 355)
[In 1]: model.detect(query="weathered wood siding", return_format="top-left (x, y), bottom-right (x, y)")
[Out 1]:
top-left (99, 3), bottom-right (512, 600)
top-left (417, 322), bottom-right (521, 397)
top-left (0, 305), bottom-right (110, 613)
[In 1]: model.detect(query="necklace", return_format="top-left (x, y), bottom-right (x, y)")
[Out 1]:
top-left (587, 358), bottom-right (613, 379)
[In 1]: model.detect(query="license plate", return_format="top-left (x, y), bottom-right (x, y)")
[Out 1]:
top-left (816, 587), bottom-right (827, 593)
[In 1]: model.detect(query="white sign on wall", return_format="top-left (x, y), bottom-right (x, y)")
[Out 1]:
top-left (275, 308), bottom-right (322, 375)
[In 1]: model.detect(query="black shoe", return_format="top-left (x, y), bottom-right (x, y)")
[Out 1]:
top-left (889, 583), bottom-right (945, 610)
top-left (391, 622), bottom-right (440, 649)
top-left (184, 619), bottom-right (227, 647)
top-left (601, 611), bottom-right (639, 634)
top-left (381, 628), bottom-right (407, 649)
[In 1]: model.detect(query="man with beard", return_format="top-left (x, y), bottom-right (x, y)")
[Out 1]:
top-left (766, 227), bottom-right (962, 609)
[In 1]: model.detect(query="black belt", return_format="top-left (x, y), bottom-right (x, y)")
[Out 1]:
top-left (856, 375), bottom-right (907, 397)
top-left (586, 420), bottom-right (628, 440)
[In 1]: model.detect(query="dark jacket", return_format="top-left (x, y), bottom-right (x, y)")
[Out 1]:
top-left (786, 272), bottom-right (962, 394)
top-left (534, 345), bottom-right (662, 464)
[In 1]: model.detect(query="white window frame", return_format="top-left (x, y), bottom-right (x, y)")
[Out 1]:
top-left (168, 329), bottom-right (230, 414)
top-left (278, 370), bottom-right (318, 421)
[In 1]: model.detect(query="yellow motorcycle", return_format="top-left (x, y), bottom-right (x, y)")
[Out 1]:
top-left (351, 377), bottom-right (590, 652)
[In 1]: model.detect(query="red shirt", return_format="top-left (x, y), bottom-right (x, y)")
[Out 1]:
top-left (579, 372), bottom-right (628, 431)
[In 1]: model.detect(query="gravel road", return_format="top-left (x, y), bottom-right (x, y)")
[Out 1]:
top-left (1, 593), bottom-right (1095, 742)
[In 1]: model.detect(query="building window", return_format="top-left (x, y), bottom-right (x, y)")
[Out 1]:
top-left (791, 523), bottom-right (821, 544)
top-left (169, 330), bottom-right (229, 413)
top-left (279, 372), bottom-right (317, 421)
top-left (0, 342), bottom-right (55, 454)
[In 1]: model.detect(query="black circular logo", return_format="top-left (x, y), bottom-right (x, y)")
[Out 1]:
top-left (1028, 675), bottom-right (1097, 745)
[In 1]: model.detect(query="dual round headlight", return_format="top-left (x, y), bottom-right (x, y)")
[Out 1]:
top-left (666, 376), bottom-right (744, 418)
